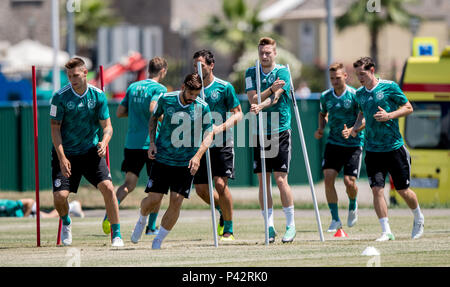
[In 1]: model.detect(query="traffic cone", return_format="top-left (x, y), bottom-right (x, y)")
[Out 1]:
top-left (334, 228), bottom-right (348, 238)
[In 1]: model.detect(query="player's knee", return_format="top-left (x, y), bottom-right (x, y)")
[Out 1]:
top-left (214, 178), bottom-right (227, 194)
top-left (344, 176), bottom-right (356, 188)
top-left (371, 186), bottom-right (384, 196)
top-left (53, 192), bottom-right (67, 204)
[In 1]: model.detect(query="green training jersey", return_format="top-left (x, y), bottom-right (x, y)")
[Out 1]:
top-left (50, 84), bottom-right (110, 155)
top-left (320, 85), bottom-right (364, 147)
top-left (153, 91), bottom-right (213, 167)
top-left (203, 77), bottom-right (240, 147)
top-left (355, 79), bottom-right (408, 152)
top-left (121, 79), bottom-right (167, 149)
top-left (245, 64), bottom-right (292, 135)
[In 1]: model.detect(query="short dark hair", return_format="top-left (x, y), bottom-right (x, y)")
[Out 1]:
top-left (184, 73), bottom-right (202, 91)
top-left (353, 57), bottom-right (375, 70)
top-left (65, 57), bottom-right (86, 70)
top-left (148, 57), bottom-right (167, 76)
top-left (193, 49), bottom-right (215, 65)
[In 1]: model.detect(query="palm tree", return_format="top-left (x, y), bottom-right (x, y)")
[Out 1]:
top-left (73, 0), bottom-right (120, 49)
top-left (336, 0), bottom-right (419, 66)
top-left (197, 0), bottom-right (279, 64)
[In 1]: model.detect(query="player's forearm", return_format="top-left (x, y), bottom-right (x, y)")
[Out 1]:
top-left (194, 131), bottom-right (214, 160)
top-left (388, 102), bottom-right (413, 120)
top-left (101, 126), bottom-right (113, 145)
top-left (318, 112), bottom-right (327, 130)
top-left (352, 112), bottom-right (365, 132)
top-left (51, 121), bottom-right (66, 160)
top-left (148, 115), bottom-right (158, 144)
top-left (216, 109), bottom-right (243, 134)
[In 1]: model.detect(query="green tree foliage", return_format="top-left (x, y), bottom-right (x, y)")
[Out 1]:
top-left (336, 0), bottom-right (419, 65)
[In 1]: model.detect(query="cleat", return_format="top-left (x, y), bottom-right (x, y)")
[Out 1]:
top-left (220, 233), bottom-right (235, 241)
top-left (411, 219), bottom-right (424, 240)
top-left (217, 214), bottom-right (224, 236)
top-left (282, 225), bottom-right (296, 243)
top-left (102, 216), bottom-right (111, 235)
top-left (327, 220), bottom-right (342, 232)
top-left (347, 202), bottom-right (358, 227)
top-left (145, 226), bottom-right (160, 235)
top-left (61, 224), bottom-right (72, 246)
top-left (131, 219), bottom-right (146, 244)
top-left (375, 232), bottom-right (395, 242)
top-left (111, 237), bottom-right (124, 247)
top-left (268, 226), bottom-right (277, 243)
top-left (152, 238), bottom-right (162, 250)
top-left (69, 201), bottom-right (84, 218)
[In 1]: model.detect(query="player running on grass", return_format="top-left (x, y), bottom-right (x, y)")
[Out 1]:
top-left (314, 62), bottom-right (365, 232)
top-left (193, 49), bottom-right (243, 241)
top-left (245, 37), bottom-right (296, 243)
top-left (102, 57), bottom-right (168, 236)
top-left (350, 56), bottom-right (424, 241)
top-left (130, 73), bottom-right (214, 249)
top-left (50, 57), bottom-right (123, 247)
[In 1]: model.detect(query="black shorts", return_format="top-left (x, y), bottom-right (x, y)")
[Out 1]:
top-left (144, 161), bottom-right (194, 198)
top-left (51, 147), bottom-right (112, 193)
top-left (193, 146), bottom-right (235, 184)
top-left (253, 130), bottom-right (291, 173)
top-left (365, 145), bottom-right (411, 190)
top-left (322, 143), bottom-right (363, 177)
top-left (121, 148), bottom-right (152, 177)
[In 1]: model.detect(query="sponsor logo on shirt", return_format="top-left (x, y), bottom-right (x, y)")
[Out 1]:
top-left (376, 91), bottom-right (384, 101)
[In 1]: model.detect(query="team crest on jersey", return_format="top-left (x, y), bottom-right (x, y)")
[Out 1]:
top-left (376, 91), bottom-right (384, 101)
top-left (87, 99), bottom-right (96, 109)
top-left (210, 90), bottom-right (220, 102)
top-left (166, 107), bottom-right (176, 116)
top-left (268, 73), bottom-right (276, 84)
top-left (344, 100), bottom-right (352, 109)
top-left (67, 101), bottom-right (76, 110)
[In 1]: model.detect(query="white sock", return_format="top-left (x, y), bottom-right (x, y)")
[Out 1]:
top-left (379, 217), bottom-right (392, 234)
top-left (139, 211), bottom-right (148, 225)
top-left (412, 206), bottom-right (424, 222)
top-left (261, 208), bottom-right (274, 227)
top-left (283, 205), bottom-right (295, 227)
top-left (154, 226), bottom-right (169, 242)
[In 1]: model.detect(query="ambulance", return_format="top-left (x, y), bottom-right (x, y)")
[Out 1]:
top-left (397, 37), bottom-right (450, 205)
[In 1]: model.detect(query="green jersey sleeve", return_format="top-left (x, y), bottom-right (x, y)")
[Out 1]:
top-left (120, 88), bottom-right (130, 107)
top-left (97, 93), bottom-right (110, 120)
top-left (224, 83), bottom-right (240, 111)
top-left (276, 67), bottom-right (291, 96)
top-left (245, 67), bottom-right (256, 92)
top-left (50, 94), bottom-right (64, 121)
top-left (153, 95), bottom-right (165, 118)
top-left (319, 92), bottom-right (328, 114)
top-left (389, 82), bottom-right (408, 106)
top-left (150, 86), bottom-right (167, 102)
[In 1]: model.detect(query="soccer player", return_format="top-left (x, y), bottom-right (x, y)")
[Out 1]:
top-left (50, 57), bottom-right (123, 247)
top-left (130, 73), bottom-right (214, 249)
top-left (193, 49), bottom-right (243, 241)
top-left (245, 37), bottom-right (296, 243)
top-left (0, 198), bottom-right (84, 218)
top-left (314, 62), bottom-right (365, 232)
top-left (351, 56), bottom-right (424, 241)
top-left (102, 57), bottom-right (168, 236)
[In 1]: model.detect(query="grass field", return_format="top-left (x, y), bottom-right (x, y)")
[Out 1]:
top-left (1, 207), bottom-right (449, 267)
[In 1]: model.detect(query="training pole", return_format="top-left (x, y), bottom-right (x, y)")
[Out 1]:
top-left (197, 61), bottom-right (219, 247)
top-left (99, 65), bottom-right (113, 242)
top-left (32, 66), bottom-right (41, 247)
top-left (255, 60), bottom-right (270, 246)
top-left (286, 65), bottom-right (324, 242)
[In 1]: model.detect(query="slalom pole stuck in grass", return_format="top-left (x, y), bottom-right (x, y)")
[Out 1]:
top-left (197, 61), bottom-right (219, 247)
top-left (286, 64), bottom-right (324, 242)
top-left (32, 66), bottom-right (41, 247)
top-left (255, 60), bottom-right (270, 246)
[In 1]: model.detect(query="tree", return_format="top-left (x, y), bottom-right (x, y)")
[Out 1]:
top-left (197, 0), bottom-right (279, 64)
top-left (73, 0), bottom-right (120, 49)
top-left (336, 0), bottom-right (419, 66)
